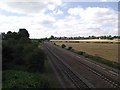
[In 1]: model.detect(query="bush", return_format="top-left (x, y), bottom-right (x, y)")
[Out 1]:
top-left (67, 47), bottom-right (72, 50)
top-left (54, 43), bottom-right (56, 45)
top-left (25, 48), bottom-right (46, 73)
top-left (76, 51), bottom-right (120, 70)
top-left (61, 44), bottom-right (66, 48)
top-left (2, 42), bottom-right (14, 70)
top-left (2, 70), bottom-right (49, 88)
top-left (76, 51), bottom-right (85, 55)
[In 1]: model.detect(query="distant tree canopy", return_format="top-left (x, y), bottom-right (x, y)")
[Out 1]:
top-left (49, 35), bottom-right (120, 40)
top-left (18, 28), bottom-right (29, 39)
top-left (2, 28), bottom-right (29, 40)
top-left (0, 33), bottom-right (2, 40)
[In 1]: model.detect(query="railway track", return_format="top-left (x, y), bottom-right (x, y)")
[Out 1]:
top-left (76, 59), bottom-right (120, 88)
top-left (45, 45), bottom-right (94, 88)
top-left (44, 43), bottom-right (120, 88)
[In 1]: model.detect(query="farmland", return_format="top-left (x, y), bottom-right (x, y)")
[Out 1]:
top-left (51, 39), bottom-right (119, 63)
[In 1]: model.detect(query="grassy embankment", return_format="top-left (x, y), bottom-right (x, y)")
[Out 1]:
top-left (3, 42), bottom-right (61, 88)
top-left (2, 29), bottom-right (49, 88)
top-left (2, 32), bottom-right (61, 88)
top-left (51, 39), bottom-right (120, 70)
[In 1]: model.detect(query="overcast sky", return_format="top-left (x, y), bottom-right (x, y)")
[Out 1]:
top-left (0, 0), bottom-right (119, 38)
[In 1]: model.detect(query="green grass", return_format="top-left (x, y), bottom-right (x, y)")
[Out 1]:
top-left (2, 70), bottom-right (49, 88)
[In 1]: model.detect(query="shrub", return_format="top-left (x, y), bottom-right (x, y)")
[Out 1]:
top-left (76, 51), bottom-right (85, 55)
top-left (67, 47), bottom-right (72, 50)
top-left (76, 51), bottom-right (120, 70)
top-left (61, 44), bottom-right (66, 48)
top-left (54, 43), bottom-right (56, 45)
top-left (2, 70), bottom-right (49, 88)
top-left (25, 48), bottom-right (46, 73)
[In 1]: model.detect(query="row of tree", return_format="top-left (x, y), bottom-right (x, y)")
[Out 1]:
top-left (34, 35), bottom-right (120, 42)
top-left (2, 28), bottom-right (29, 40)
top-left (49, 35), bottom-right (120, 40)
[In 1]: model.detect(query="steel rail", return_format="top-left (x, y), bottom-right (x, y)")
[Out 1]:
top-left (45, 44), bottom-right (95, 88)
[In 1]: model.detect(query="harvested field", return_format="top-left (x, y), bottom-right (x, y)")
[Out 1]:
top-left (53, 42), bottom-right (119, 63)
top-left (50, 39), bottom-right (120, 44)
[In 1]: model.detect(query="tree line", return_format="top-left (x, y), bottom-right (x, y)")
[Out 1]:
top-left (49, 35), bottom-right (120, 40)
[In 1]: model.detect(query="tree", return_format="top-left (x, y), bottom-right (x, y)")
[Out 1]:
top-left (0, 34), bottom-right (1, 40)
top-left (1, 33), bottom-right (5, 40)
top-left (67, 47), bottom-right (72, 50)
top-left (61, 44), bottom-right (66, 48)
top-left (18, 28), bottom-right (29, 39)
top-left (50, 35), bottom-right (54, 40)
top-left (4, 31), bottom-right (13, 40)
top-left (25, 48), bottom-right (46, 73)
top-left (12, 32), bottom-right (19, 40)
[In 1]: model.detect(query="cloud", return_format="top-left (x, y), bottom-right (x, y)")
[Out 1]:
top-left (0, 1), bottom-right (118, 38)
top-left (67, 7), bottom-right (117, 25)
top-left (100, 0), bottom-right (119, 2)
top-left (47, 4), bottom-right (56, 11)
top-left (0, 13), bottom-right (57, 38)
top-left (52, 7), bottom-right (118, 37)
top-left (0, 2), bottom-right (46, 15)
top-left (55, 10), bottom-right (63, 15)
top-left (68, 8), bottom-right (84, 15)
top-left (0, 1), bottom-right (62, 38)
top-left (100, 0), bottom-right (108, 1)
top-left (0, 0), bottom-right (62, 14)
top-left (50, 10), bottom-right (63, 15)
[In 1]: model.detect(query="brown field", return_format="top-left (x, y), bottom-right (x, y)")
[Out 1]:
top-left (50, 39), bottom-right (120, 43)
top-left (52, 41), bottom-right (119, 63)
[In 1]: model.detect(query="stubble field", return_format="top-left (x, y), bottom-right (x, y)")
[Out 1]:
top-left (52, 41), bottom-right (119, 63)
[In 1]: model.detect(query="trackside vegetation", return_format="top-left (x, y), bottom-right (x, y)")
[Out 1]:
top-left (57, 43), bottom-right (120, 70)
top-left (75, 51), bottom-right (120, 70)
top-left (3, 70), bottom-right (49, 88)
top-left (2, 29), bottom-right (49, 88)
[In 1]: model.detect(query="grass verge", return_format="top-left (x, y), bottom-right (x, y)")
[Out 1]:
top-left (2, 70), bottom-right (49, 88)
top-left (74, 50), bottom-right (120, 70)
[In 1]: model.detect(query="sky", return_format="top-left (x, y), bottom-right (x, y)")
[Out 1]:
top-left (0, 0), bottom-right (119, 38)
